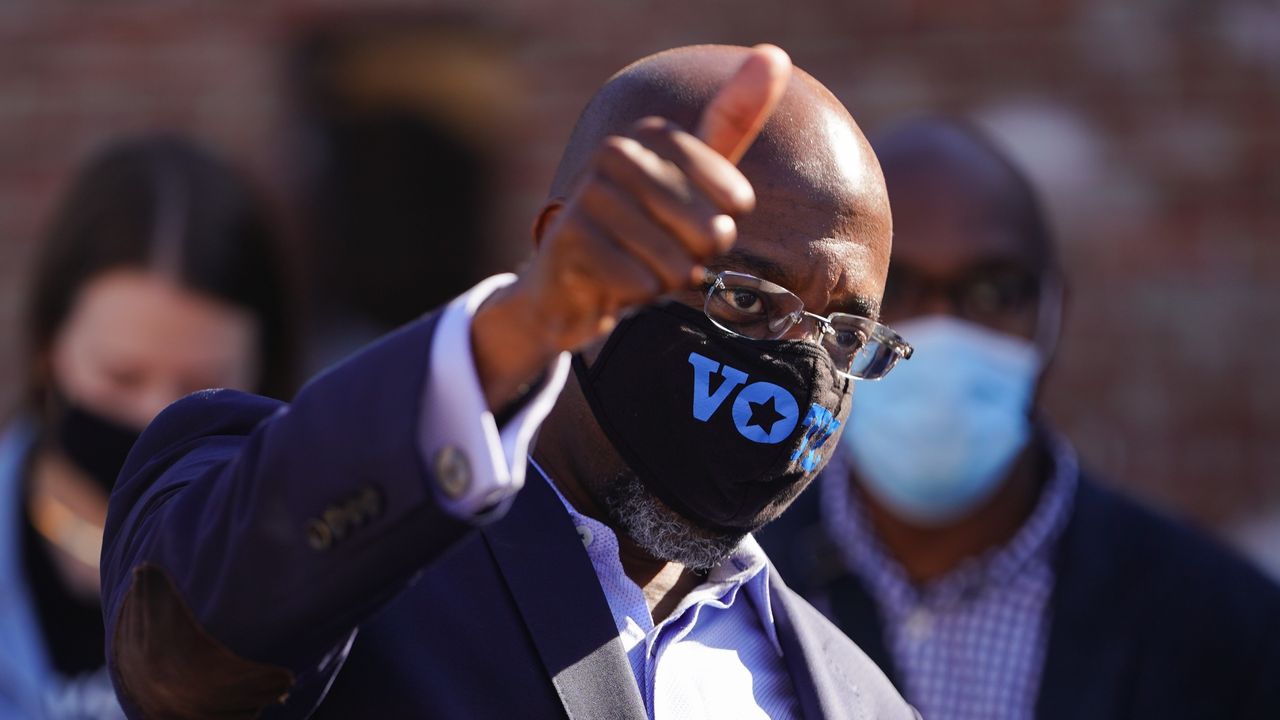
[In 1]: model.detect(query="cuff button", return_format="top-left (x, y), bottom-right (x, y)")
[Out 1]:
top-left (434, 445), bottom-right (472, 500)
top-left (306, 518), bottom-right (334, 551)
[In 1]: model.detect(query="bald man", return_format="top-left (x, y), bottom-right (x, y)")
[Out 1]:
top-left (100, 46), bottom-right (919, 719)
top-left (759, 119), bottom-right (1280, 720)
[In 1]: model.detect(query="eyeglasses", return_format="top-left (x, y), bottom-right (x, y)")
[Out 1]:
top-left (884, 266), bottom-right (1041, 323)
top-left (700, 270), bottom-right (913, 380)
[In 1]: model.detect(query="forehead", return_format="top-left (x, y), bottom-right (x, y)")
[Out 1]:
top-left (58, 270), bottom-right (255, 368)
top-left (884, 159), bottom-right (1043, 279)
top-left (722, 102), bottom-right (891, 315)
top-left (708, 179), bottom-right (889, 318)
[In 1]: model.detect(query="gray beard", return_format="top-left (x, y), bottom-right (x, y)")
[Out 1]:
top-left (602, 472), bottom-right (746, 572)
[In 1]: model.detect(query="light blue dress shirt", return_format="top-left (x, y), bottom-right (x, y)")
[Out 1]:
top-left (532, 460), bottom-right (801, 719)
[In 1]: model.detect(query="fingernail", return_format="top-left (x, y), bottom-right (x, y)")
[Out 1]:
top-left (734, 180), bottom-right (756, 213)
top-left (711, 214), bottom-right (737, 251)
top-left (752, 44), bottom-right (792, 70)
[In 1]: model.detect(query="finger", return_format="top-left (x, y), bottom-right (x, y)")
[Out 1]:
top-left (595, 134), bottom-right (736, 259)
top-left (695, 44), bottom-right (792, 164)
top-left (569, 214), bottom-right (664, 308)
top-left (579, 178), bottom-right (700, 291)
top-left (632, 117), bottom-right (755, 214)
top-left (537, 210), bottom-right (663, 336)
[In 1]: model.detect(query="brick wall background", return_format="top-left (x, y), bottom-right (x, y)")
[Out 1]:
top-left (1, 1), bottom-right (1277, 542)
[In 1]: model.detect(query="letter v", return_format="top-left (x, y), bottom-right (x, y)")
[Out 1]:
top-left (688, 351), bottom-right (748, 421)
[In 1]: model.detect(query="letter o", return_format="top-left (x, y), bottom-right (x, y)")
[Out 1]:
top-left (732, 382), bottom-right (800, 444)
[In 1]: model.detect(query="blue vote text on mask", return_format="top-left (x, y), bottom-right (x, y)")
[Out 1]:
top-left (688, 351), bottom-right (841, 473)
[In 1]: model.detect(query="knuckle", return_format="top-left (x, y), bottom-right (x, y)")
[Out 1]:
top-left (595, 135), bottom-right (636, 166)
top-left (709, 102), bottom-right (756, 138)
top-left (630, 116), bottom-right (676, 139)
top-left (659, 170), bottom-right (695, 205)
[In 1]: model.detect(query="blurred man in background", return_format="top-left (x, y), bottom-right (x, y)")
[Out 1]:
top-left (759, 118), bottom-right (1280, 720)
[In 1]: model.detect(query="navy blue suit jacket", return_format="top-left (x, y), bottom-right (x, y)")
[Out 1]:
top-left (758, 469), bottom-right (1280, 719)
top-left (101, 311), bottom-right (916, 719)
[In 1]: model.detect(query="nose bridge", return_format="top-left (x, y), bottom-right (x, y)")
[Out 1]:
top-left (914, 277), bottom-right (964, 318)
top-left (780, 312), bottom-right (824, 343)
top-left (919, 295), bottom-right (961, 318)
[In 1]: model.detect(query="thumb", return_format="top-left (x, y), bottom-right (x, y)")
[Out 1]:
top-left (695, 44), bottom-right (792, 165)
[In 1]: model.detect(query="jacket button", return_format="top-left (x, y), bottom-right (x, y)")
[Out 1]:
top-left (324, 507), bottom-right (349, 541)
top-left (306, 518), bottom-right (333, 551)
top-left (434, 446), bottom-right (471, 500)
top-left (355, 485), bottom-right (383, 520)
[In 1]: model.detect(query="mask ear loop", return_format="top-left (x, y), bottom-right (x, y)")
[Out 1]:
top-left (1033, 270), bottom-right (1064, 369)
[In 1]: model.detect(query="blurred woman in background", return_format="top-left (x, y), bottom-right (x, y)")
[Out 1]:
top-left (0, 136), bottom-right (295, 719)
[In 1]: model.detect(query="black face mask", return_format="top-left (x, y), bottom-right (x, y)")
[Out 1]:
top-left (573, 301), bottom-right (853, 534)
top-left (49, 393), bottom-right (143, 494)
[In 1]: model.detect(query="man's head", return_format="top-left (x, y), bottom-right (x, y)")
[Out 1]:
top-left (534, 45), bottom-right (895, 569)
top-left (841, 117), bottom-right (1063, 528)
top-left (874, 118), bottom-right (1059, 342)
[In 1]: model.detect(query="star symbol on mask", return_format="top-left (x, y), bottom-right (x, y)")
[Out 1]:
top-left (745, 396), bottom-right (787, 435)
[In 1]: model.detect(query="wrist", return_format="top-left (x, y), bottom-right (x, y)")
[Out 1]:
top-left (471, 279), bottom-right (561, 411)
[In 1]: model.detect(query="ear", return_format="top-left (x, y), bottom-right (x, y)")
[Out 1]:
top-left (531, 201), bottom-right (565, 250)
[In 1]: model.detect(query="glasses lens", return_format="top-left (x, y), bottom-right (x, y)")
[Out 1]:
top-left (825, 315), bottom-right (911, 380)
top-left (704, 272), bottom-right (804, 340)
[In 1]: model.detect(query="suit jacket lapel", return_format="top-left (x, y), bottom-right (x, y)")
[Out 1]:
top-left (772, 575), bottom-right (851, 720)
top-left (758, 473), bottom-right (903, 694)
top-left (827, 572), bottom-right (900, 690)
top-left (482, 471), bottom-right (647, 720)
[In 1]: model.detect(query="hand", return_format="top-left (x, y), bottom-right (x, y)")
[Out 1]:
top-left (474, 45), bottom-right (793, 409)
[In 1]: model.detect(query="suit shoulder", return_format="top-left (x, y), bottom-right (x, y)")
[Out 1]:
top-left (147, 388), bottom-right (282, 443)
top-left (119, 389), bottom-right (284, 482)
top-left (1075, 478), bottom-right (1280, 618)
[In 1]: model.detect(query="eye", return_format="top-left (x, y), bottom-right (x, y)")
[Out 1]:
top-left (961, 271), bottom-right (1038, 317)
top-left (724, 288), bottom-right (765, 315)
top-left (103, 365), bottom-right (146, 392)
top-left (831, 328), bottom-right (866, 351)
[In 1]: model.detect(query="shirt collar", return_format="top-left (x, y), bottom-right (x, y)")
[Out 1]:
top-left (529, 458), bottom-right (784, 655)
top-left (821, 429), bottom-right (1079, 608)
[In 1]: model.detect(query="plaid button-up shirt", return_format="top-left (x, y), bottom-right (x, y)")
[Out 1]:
top-left (821, 435), bottom-right (1079, 720)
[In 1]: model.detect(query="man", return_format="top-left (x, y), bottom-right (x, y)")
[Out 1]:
top-left (758, 119), bottom-right (1280, 719)
top-left (100, 45), bottom-right (920, 718)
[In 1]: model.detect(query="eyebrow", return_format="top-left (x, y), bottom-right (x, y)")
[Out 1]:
top-left (708, 248), bottom-right (881, 320)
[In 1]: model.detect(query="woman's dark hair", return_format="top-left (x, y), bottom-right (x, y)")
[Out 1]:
top-left (24, 135), bottom-right (297, 410)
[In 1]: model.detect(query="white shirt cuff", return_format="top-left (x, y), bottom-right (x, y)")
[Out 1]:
top-left (418, 274), bottom-right (570, 518)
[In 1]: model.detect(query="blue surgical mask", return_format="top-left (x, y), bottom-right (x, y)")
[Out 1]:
top-left (841, 316), bottom-right (1040, 525)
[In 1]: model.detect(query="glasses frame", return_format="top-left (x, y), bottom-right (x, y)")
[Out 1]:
top-left (700, 269), bottom-right (914, 380)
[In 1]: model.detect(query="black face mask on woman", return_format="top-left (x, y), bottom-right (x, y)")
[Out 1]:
top-left (49, 392), bottom-right (143, 494)
top-left (573, 301), bottom-right (852, 534)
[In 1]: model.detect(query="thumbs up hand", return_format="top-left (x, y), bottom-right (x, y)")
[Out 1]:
top-left (474, 45), bottom-right (792, 408)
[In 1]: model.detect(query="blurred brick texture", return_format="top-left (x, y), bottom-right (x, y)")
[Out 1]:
top-left (1, 0), bottom-right (1277, 533)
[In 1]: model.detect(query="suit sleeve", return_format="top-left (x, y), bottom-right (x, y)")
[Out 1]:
top-left (100, 275), bottom-right (569, 719)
